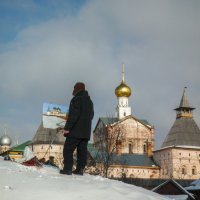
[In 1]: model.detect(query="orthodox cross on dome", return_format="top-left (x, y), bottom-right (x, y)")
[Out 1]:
top-left (3, 124), bottom-right (8, 136)
top-left (122, 63), bottom-right (125, 83)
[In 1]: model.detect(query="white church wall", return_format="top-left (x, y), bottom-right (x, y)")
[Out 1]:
top-left (113, 118), bottom-right (154, 154)
top-left (107, 166), bottom-right (160, 179)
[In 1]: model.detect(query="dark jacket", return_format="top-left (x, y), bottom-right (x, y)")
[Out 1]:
top-left (64, 90), bottom-right (94, 140)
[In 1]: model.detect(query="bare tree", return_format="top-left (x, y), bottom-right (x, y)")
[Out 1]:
top-left (91, 118), bottom-right (125, 178)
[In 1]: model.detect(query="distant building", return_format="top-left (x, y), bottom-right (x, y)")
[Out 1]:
top-left (1, 140), bottom-right (32, 160)
top-left (152, 179), bottom-right (195, 200)
top-left (0, 126), bottom-right (12, 154)
top-left (92, 65), bottom-right (160, 179)
top-left (31, 123), bottom-right (65, 168)
top-left (154, 88), bottom-right (200, 179)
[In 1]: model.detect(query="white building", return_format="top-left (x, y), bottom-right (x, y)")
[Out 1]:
top-left (92, 65), bottom-right (160, 179)
top-left (0, 126), bottom-right (12, 154)
top-left (154, 88), bottom-right (200, 180)
top-left (31, 123), bottom-right (65, 168)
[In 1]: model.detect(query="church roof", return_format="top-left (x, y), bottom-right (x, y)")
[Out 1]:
top-left (89, 148), bottom-right (158, 167)
top-left (11, 140), bottom-right (32, 152)
top-left (100, 117), bottom-right (119, 125)
top-left (94, 116), bottom-right (153, 132)
top-left (32, 122), bottom-right (65, 145)
top-left (112, 153), bottom-right (158, 167)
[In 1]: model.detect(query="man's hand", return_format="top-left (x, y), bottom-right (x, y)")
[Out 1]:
top-left (57, 128), bottom-right (69, 137)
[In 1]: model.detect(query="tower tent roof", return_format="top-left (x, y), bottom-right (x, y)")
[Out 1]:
top-left (161, 117), bottom-right (200, 148)
top-left (161, 88), bottom-right (200, 148)
top-left (32, 122), bottom-right (65, 145)
top-left (175, 87), bottom-right (195, 111)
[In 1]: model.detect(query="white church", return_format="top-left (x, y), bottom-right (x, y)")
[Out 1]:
top-left (92, 65), bottom-right (200, 180)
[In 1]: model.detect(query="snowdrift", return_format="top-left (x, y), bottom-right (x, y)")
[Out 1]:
top-left (0, 157), bottom-right (169, 200)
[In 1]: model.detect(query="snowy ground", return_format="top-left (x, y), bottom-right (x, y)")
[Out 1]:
top-left (0, 157), bottom-right (169, 200)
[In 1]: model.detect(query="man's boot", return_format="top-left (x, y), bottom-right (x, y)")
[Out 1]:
top-left (72, 168), bottom-right (84, 175)
top-left (60, 169), bottom-right (72, 175)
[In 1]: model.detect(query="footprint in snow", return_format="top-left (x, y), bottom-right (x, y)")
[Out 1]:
top-left (3, 185), bottom-right (13, 190)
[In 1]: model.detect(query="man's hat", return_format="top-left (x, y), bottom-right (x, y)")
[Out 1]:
top-left (73, 82), bottom-right (85, 96)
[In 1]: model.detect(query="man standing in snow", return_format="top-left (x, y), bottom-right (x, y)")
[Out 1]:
top-left (60, 82), bottom-right (94, 175)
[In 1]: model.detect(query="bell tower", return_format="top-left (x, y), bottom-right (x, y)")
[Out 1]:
top-left (115, 64), bottom-right (132, 119)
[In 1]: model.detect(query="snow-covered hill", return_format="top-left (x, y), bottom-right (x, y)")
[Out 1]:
top-left (0, 157), bottom-right (169, 200)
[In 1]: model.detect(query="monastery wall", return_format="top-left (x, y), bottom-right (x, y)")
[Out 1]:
top-left (154, 147), bottom-right (200, 179)
top-left (32, 144), bottom-right (63, 168)
top-left (107, 165), bottom-right (160, 179)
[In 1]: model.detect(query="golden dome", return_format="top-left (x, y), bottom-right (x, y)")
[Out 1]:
top-left (115, 64), bottom-right (131, 97)
top-left (115, 81), bottom-right (131, 97)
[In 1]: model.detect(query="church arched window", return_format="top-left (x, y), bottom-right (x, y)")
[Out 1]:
top-left (181, 166), bottom-right (186, 175)
top-left (192, 167), bottom-right (197, 175)
top-left (130, 174), bottom-right (134, 178)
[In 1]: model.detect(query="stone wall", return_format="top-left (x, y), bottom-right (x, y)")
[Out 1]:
top-left (32, 144), bottom-right (63, 168)
top-left (154, 147), bottom-right (200, 179)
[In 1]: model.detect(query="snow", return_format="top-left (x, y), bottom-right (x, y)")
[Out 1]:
top-left (0, 157), bottom-right (170, 200)
top-left (185, 179), bottom-right (200, 191)
top-left (159, 145), bottom-right (200, 150)
top-left (165, 195), bottom-right (188, 200)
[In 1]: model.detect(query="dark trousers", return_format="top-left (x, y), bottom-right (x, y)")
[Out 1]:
top-left (63, 137), bottom-right (88, 171)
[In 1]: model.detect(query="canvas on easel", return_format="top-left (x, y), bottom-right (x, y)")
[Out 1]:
top-left (42, 102), bottom-right (68, 129)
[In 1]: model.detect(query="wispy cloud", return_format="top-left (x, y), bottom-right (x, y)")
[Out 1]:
top-left (0, 0), bottom-right (200, 148)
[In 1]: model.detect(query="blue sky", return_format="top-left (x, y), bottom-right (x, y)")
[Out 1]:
top-left (0, 0), bottom-right (200, 149)
top-left (0, 0), bottom-right (86, 46)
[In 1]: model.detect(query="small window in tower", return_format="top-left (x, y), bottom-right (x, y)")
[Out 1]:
top-left (129, 143), bottom-right (132, 153)
top-left (124, 112), bottom-right (126, 116)
top-left (192, 167), bottom-right (197, 175)
top-left (182, 167), bottom-right (186, 175)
